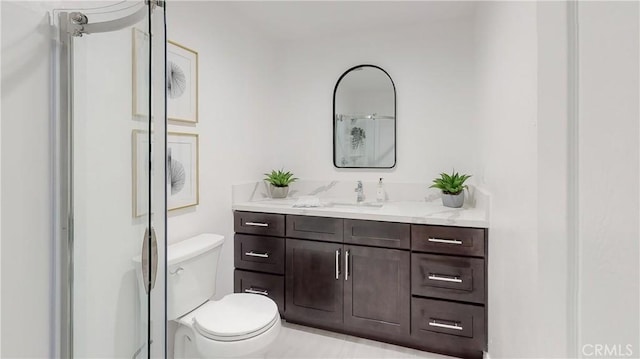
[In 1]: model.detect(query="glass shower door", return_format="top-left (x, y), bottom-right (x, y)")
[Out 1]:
top-left (54, 1), bottom-right (166, 358)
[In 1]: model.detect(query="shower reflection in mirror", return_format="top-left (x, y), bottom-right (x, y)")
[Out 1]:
top-left (333, 65), bottom-right (396, 169)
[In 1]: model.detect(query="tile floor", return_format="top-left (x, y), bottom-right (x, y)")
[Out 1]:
top-left (264, 322), bottom-right (455, 359)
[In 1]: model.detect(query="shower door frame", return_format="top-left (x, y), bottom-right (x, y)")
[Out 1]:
top-left (52, 2), bottom-right (167, 358)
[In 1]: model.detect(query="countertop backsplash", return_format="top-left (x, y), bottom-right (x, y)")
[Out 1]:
top-left (233, 179), bottom-right (487, 205)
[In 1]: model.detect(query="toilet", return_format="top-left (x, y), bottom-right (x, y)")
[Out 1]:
top-left (138, 233), bottom-right (281, 358)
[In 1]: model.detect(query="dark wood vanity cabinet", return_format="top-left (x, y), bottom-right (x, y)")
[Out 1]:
top-left (285, 216), bottom-right (410, 338)
top-left (233, 211), bottom-right (488, 359)
top-left (410, 224), bottom-right (488, 358)
top-left (285, 238), bottom-right (411, 340)
top-left (233, 212), bottom-right (286, 315)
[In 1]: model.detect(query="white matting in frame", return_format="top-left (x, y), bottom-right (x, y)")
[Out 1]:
top-left (167, 41), bottom-right (198, 123)
top-left (168, 132), bottom-right (199, 211)
top-left (132, 28), bottom-right (150, 118)
top-left (132, 130), bottom-right (150, 217)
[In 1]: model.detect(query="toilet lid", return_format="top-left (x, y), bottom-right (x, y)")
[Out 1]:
top-left (193, 293), bottom-right (278, 342)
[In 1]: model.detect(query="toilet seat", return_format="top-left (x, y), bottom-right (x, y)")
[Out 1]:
top-left (192, 293), bottom-right (279, 342)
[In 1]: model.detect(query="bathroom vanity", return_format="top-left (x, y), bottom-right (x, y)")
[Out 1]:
top-left (231, 194), bottom-right (489, 359)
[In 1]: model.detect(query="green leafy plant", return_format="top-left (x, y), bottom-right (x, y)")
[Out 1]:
top-left (429, 170), bottom-right (471, 195)
top-left (264, 169), bottom-right (298, 188)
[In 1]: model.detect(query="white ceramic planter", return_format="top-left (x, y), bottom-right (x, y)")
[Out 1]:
top-left (442, 191), bottom-right (464, 208)
top-left (269, 185), bottom-right (289, 199)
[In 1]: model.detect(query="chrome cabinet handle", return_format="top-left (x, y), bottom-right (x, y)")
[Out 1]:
top-left (141, 227), bottom-right (158, 294)
top-left (345, 250), bottom-right (350, 281)
top-left (428, 237), bottom-right (462, 245)
top-left (245, 222), bottom-right (269, 227)
top-left (245, 251), bottom-right (269, 258)
top-left (245, 288), bottom-right (268, 296)
top-left (335, 249), bottom-right (341, 280)
top-left (429, 320), bottom-right (463, 331)
top-left (428, 274), bottom-right (462, 283)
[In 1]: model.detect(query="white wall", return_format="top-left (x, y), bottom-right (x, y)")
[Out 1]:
top-left (1, 2), bottom-right (54, 357)
top-left (0, 2), bottom-right (3, 355)
top-left (578, 2), bottom-right (640, 355)
top-left (274, 16), bottom-right (479, 183)
top-left (474, 2), bottom-right (540, 358)
top-left (536, 2), bottom-right (570, 357)
top-left (165, 4), bottom-right (282, 355)
top-left (166, 1), bottom-right (281, 299)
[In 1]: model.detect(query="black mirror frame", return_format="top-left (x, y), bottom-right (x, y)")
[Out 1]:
top-left (332, 64), bottom-right (397, 169)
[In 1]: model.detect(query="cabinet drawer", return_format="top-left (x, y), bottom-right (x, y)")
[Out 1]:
top-left (344, 219), bottom-right (410, 249)
top-left (286, 215), bottom-right (343, 243)
top-left (411, 225), bottom-right (485, 257)
top-left (411, 297), bottom-right (486, 354)
top-left (234, 234), bottom-right (284, 274)
top-left (234, 211), bottom-right (285, 237)
top-left (411, 253), bottom-right (485, 304)
top-left (234, 269), bottom-right (285, 315)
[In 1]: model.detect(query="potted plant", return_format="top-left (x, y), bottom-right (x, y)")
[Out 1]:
top-left (264, 169), bottom-right (298, 198)
top-left (429, 171), bottom-right (472, 208)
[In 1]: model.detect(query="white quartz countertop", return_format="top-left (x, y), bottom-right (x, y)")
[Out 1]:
top-left (232, 198), bottom-right (489, 228)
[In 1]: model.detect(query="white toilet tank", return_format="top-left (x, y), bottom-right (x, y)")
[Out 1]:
top-left (167, 233), bottom-right (225, 320)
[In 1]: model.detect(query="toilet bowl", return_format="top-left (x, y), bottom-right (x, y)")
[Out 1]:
top-left (174, 293), bottom-right (281, 358)
top-left (136, 233), bottom-right (281, 358)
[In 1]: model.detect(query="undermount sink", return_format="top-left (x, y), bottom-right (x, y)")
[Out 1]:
top-left (329, 201), bottom-right (384, 209)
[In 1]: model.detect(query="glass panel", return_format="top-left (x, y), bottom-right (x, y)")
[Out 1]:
top-left (149, 3), bottom-right (167, 358)
top-left (67, 2), bottom-right (166, 358)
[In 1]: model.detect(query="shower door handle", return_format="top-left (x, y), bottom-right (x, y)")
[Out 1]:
top-left (142, 227), bottom-right (158, 294)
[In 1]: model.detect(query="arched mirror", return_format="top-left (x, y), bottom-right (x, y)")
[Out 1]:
top-left (333, 64), bottom-right (396, 168)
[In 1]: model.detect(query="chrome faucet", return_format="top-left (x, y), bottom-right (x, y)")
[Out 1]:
top-left (355, 181), bottom-right (364, 203)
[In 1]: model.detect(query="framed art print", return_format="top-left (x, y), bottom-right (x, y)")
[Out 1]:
top-left (167, 132), bottom-right (199, 210)
top-left (167, 41), bottom-right (198, 123)
top-left (132, 28), bottom-right (149, 117)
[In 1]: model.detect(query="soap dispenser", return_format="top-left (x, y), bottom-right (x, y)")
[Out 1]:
top-left (376, 178), bottom-right (385, 202)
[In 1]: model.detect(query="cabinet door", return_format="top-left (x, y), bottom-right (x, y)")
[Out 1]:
top-left (343, 245), bottom-right (410, 340)
top-left (285, 238), bottom-right (344, 329)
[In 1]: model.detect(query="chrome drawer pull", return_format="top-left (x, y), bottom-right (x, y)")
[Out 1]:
top-left (335, 249), bottom-right (341, 280)
top-left (245, 288), bottom-right (268, 296)
top-left (428, 274), bottom-right (462, 283)
top-left (245, 222), bottom-right (269, 227)
top-left (245, 251), bottom-right (269, 258)
top-left (428, 237), bottom-right (462, 245)
top-left (345, 250), bottom-right (350, 281)
top-left (429, 320), bottom-right (463, 331)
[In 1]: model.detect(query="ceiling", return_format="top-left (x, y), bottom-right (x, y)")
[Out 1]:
top-left (217, 1), bottom-right (477, 42)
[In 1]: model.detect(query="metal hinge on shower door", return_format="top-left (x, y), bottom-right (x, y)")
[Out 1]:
top-left (141, 227), bottom-right (158, 294)
top-left (146, 0), bottom-right (165, 8)
top-left (67, 12), bottom-right (88, 37)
